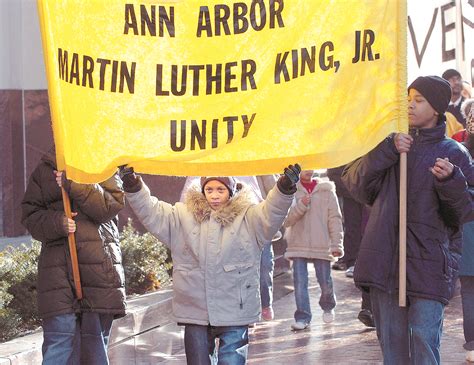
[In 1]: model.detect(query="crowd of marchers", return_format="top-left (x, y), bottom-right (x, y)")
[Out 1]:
top-left (21, 69), bottom-right (474, 364)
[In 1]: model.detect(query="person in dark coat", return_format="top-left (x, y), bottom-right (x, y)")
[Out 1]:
top-left (342, 76), bottom-right (474, 365)
top-left (327, 165), bottom-right (375, 327)
top-left (21, 148), bottom-right (126, 365)
top-left (327, 165), bottom-right (363, 274)
top-left (458, 98), bottom-right (474, 362)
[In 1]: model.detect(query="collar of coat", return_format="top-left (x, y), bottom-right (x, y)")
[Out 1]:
top-left (409, 121), bottom-right (446, 145)
top-left (184, 186), bottom-right (257, 226)
top-left (296, 179), bottom-right (335, 193)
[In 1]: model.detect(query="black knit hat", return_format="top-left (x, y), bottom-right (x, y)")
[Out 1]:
top-left (442, 69), bottom-right (461, 80)
top-left (408, 76), bottom-right (452, 115)
top-left (201, 176), bottom-right (237, 196)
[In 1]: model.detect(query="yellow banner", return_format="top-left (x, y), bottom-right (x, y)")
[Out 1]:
top-left (38, 0), bottom-right (407, 183)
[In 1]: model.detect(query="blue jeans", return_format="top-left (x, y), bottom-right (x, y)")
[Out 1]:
top-left (461, 276), bottom-right (474, 350)
top-left (42, 312), bottom-right (114, 365)
top-left (184, 324), bottom-right (248, 365)
top-left (370, 288), bottom-right (444, 365)
top-left (292, 258), bottom-right (336, 323)
top-left (260, 243), bottom-right (274, 308)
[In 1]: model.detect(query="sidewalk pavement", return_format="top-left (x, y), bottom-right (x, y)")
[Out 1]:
top-left (160, 268), bottom-right (466, 364)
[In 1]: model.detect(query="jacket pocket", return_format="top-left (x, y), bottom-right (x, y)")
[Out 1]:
top-left (173, 264), bottom-right (207, 318)
top-left (175, 263), bottom-right (198, 272)
top-left (223, 262), bottom-right (253, 272)
top-left (223, 262), bottom-right (255, 310)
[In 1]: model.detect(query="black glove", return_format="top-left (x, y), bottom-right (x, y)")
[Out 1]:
top-left (277, 164), bottom-right (301, 195)
top-left (118, 165), bottom-right (141, 193)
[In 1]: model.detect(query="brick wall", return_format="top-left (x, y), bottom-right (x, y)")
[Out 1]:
top-left (0, 89), bottom-right (188, 237)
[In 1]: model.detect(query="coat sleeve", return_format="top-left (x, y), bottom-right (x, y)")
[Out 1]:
top-left (283, 198), bottom-right (308, 228)
top-left (342, 135), bottom-right (400, 205)
top-left (327, 190), bottom-right (344, 255)
top-left (247, 186), bottom-right (294, 247)
top-left (21, 169), bottom-right (68, 243)
top-left (65, 174), bottom-right (125, 223)
top-left (434, 147), bottom-right (474, 227)
top-left (124, 178), bottom-right (176, 248)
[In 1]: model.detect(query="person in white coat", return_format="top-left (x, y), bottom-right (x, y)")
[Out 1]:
top-left (119, 165), bottom-right (300, 364)
top-left (284, 169), bottom-right (344, 330)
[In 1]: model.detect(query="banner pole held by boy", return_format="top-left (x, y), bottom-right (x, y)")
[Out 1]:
top-left (61, 187), bottom-right (83, 300)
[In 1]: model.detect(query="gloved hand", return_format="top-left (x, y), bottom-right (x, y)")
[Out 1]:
top-left (118, 165), bottom-right (141, 193)
top-left (277, 164), bottom-right (301, 195)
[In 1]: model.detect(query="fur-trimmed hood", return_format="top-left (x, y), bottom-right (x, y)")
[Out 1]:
top-left (314, 179), bottom-right (336, 192)
top-left (185, 186), bottom-right (257, 226)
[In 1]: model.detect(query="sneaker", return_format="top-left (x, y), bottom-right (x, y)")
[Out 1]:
top-left (332, 260), bottom-right (347, 271)
top-left (357, 309), bottom-right (375, 328)
top-left (467, 350), bottom-right (474, 362)
top-left (291, 321), bottom-right (310, 331)
top-left (322, 310), bottom-right (335, 323)
top-left (345, 266), bottom-right (355, 278)
top-left (261, 306), bottom-right (274, 321)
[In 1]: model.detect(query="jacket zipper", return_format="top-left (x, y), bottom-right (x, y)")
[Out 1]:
top-left (240, 284), bottom-right (243, 309)
top-left (410, 128), bottom-right (419, 154)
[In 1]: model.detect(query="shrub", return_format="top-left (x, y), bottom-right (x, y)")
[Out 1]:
top-left (0, 220), bottom-right (172, 342)
top-left (120, 219), bottom-right (172, 295)
top-left (0, 241), bottom-right (41, 342)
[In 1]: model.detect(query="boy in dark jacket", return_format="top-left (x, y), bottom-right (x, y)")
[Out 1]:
top-left (21, 149), bottom-right (126, 365)
top-left (342, 76), bottom-right (474, 364)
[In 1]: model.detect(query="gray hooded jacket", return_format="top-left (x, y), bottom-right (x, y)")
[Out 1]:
top-left (126, 182), bottom-right (292, 326)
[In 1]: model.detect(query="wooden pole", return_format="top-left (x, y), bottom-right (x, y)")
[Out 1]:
top-left (61, 187), bottom-right (83, 300)
top-left (399, 152), bottom-right (407, 306)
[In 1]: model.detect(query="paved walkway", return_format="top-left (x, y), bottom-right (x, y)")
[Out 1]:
top-left (159, 267), bottom-right (467, 364)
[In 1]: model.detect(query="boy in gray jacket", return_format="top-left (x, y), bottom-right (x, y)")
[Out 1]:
top-left (119, 165), bottom-right (300, 364)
